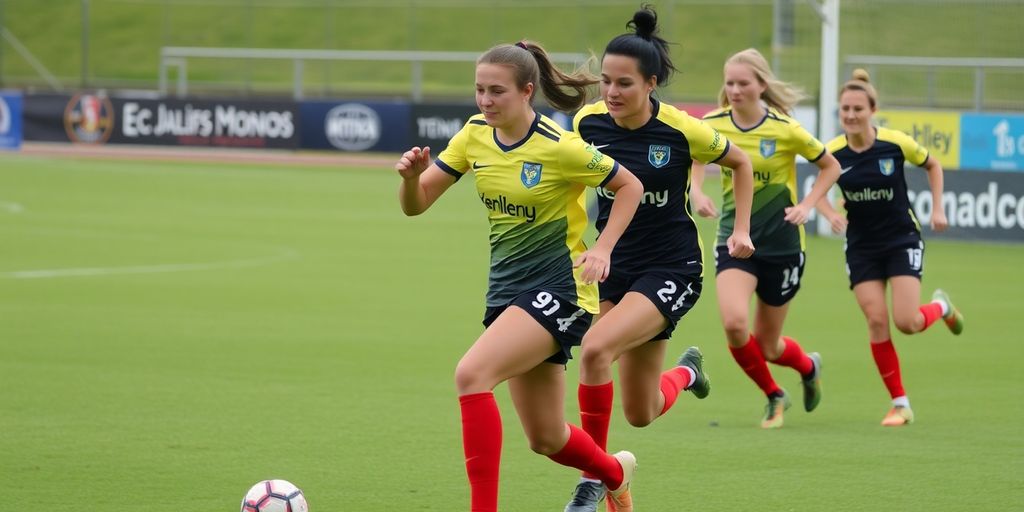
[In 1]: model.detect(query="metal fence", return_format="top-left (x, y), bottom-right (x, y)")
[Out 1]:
top-left (158, 47), bottom-right (588, 102)
top-left (2, 0), bottom-right (1022, 109)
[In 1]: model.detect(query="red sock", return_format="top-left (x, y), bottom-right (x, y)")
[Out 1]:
top-left (548, 424), bottom-right (624, 490)
top-left (659, 367), bottom-right (694, 416)
top-left (770, 336), bottom-right (815, 376)
top-left (459, 392), bottom-right (502, 512)
top-left (578, 382), bottom-right (613, 480)
top-left (919, 302), bottom-right (943, 331)
top-left (729, 335), bottom-right (781, 396)
top-left (870, 340), bottom-right (905, 399)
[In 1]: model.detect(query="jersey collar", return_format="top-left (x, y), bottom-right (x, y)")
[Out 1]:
top-left (492, 111), bottom-right (540, 152)
top-left (729, 106), bottom-right (770, 132)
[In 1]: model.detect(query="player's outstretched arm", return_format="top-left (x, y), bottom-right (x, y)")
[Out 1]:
top-left (396, 146), bottom-right (456, 216)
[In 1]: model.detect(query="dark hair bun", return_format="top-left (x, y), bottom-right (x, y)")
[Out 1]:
top-left (630, 5), bottom-right (658, 39)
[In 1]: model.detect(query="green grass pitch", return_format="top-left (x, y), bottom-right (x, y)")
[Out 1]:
top-left (1, 152), bottom-right (1022, 510)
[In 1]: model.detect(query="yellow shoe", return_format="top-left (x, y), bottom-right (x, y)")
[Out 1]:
top-left (931, 289), bottom-right (964, 335)
top-left (606, 451), bottom-right (636, 512)
top-left (881, 406), bottom-right (914, 426)
top-left (760, 390), bottom-right (791, 429)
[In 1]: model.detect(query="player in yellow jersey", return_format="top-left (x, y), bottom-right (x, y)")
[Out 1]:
top-left (564, 7), bottom-right (754, 512)
top-left (815, 70), bottom-right (964, 427)
top-left (396, 41), bottom-right (643, 512)
top-left (691, 48), bottom-right (841, 428)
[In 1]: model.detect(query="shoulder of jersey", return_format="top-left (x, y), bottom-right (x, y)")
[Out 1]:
top-left (875, 126), bottom-right (911, 145)
top-left (826, 134), bottom-right (848, 153)
top-left (536, 113), bottom-right (567, 139)
top-left (577, 100), bottom-right (606, 116)
top-left (702, 106), bottom-right (731, 120)
top-left (467, 113), bottom-right (489, 126)
top-left (575, 101), bottom-right (610, 121)
top-left (654, 102), bottom-right (704, 132)
top-left (764, 107), bottom-right (796, 125)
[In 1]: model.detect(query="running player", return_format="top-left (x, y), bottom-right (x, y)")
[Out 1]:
top-left (396, 41), bottom-right (643, 512)
top-left (691, 48), bottom-right (841, 428)
top-left (815, 69), bottom-right (964, 426)
top-left (564, 7), bottom-right (755, 511)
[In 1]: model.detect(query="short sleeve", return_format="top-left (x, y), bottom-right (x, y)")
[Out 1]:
top-left (435, 122), bottom-right (473, 179)
top-left (896, 131), bottom-right (930, 167)
top-left (686, 117), bottom-right (730, 164)
top-left (789, 121), bottom-right (828, 162)
top-left (572, 109), bottom-right (585, 133)
top-left (558, 131), bottom-right (619, 188)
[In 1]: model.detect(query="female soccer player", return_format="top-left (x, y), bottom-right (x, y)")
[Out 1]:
top-left (564, 7), bottom-right (755, 511)
top-left (691, 48), bottom-right (841, 429)
top-left (814, 69), bottom-right (964, 426)
top-left (396, 41), bottom-right (644, 512)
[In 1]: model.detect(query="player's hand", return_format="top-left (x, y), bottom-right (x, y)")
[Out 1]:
top-left (784, 203), bottom-right (811, 225)
top-left (931, 210), bottom-right (949, 232)
top-left (825, 212), bottom-right (848, 234)
top-left (727, 230), bottom-right (755, 259)
top-left (573, 247), bottom-right (611, 284)
top-left (691, 191), bottom-right (719, 218)
top-left (395, 146), bottom-right (431, 180)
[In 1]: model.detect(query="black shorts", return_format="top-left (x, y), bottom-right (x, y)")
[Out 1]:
top-left (483, 290), bottom-right (594, 365)
top-left (600, 269), bottom-right (702, 342)
top-left (715, 246), bottom-right (806, 307)
top-left (846, 240), bottom-right (924, 289)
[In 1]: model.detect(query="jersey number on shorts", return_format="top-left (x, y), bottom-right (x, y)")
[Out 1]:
top-left (532, 291), bottom-right (586, 333)
top-left (657, 280), bottom-right (696, 312)
top-left (781, 266), bottom-right (801, 294)
top-left (906, 248), bottom-right (923, 271)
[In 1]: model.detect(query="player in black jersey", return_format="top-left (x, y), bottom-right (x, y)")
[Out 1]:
top-left (815, 69), bottom-right (964, 427)
top-left (564, 7), bottom-right (755, 511)
top-left (397, 41), bottom-right (644, 512)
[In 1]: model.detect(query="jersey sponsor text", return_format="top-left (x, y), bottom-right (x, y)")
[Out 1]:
top-left (479, 192), bottom-right (537, 222)
top-left (843, 187), bottom-right (895, 202)
top-left (596, 187), bottom-right (669, 207)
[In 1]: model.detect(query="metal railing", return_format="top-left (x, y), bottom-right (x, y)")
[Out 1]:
top-left (844, 55), bottom-right (1024, 111)
top-left (159, 47), bottom-right (590, 101)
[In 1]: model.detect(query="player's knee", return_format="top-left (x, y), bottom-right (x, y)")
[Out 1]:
top-left (623, 409), bottom-right (656, 428)
top-left (760, 341), bottom-right (783, 361)
top-left (865, 313), bottom-right (889, 335)
top-left (525, 431), bottom-right (564, 455)
top-left (894, 316), bottom-right (918, 335)
top-left (722, 320), bottom-right (749, 346)
top-left (579, 341), bottom-right (615, 372)
top-left (454, 360), bottom-right (492, 395)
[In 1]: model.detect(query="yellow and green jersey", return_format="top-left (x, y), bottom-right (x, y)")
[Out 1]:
top-left (436, 112), bottom-right (619, 313)
top-left (703, 106), bottom-right (827, 256)
top-left (827, 127), bottom-right (929, 252)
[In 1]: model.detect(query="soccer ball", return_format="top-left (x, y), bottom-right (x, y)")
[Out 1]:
top-left (241, 479), bottom-right (309, 512)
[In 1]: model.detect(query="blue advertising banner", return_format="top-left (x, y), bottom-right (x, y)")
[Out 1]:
top-left (0, 91), bottom-right (23, 150)
top-left (300, 101), bottom-right (410, 152)
top-left (960, 113), bottom-right (1024, 172)
top-left (112, 97), bottom-right (299, 148)
top-left (23, 93), bottom-right (300, 148)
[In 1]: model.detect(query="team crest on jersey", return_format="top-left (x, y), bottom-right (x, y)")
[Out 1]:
top-left (759, 139), bottom-right (777, 158)
top-left (648, 145), bottom-right (671, 168)
top-left (521, 162), bottom-right (543, 188)
top-left (878, 158), bottom-right (895, 176)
